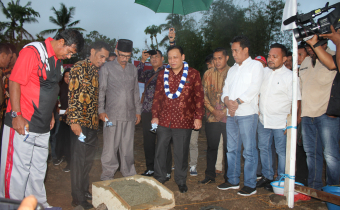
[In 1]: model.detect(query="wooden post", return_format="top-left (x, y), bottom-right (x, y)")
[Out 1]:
top-left (295, 185), bottom-right (340, 206)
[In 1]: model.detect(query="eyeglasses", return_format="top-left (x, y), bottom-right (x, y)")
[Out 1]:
top-left (66, 50), bottom-right (76, 57)
top-left (118, 52), bottom-right (132, 59)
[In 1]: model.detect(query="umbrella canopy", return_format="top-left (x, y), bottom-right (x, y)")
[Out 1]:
top-left (135, 0), bottom-right (213, 16)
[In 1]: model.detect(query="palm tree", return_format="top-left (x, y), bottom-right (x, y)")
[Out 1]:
top-left (39, 3), bottom-right (85, 37)
top-left (0, 0), bottom-right (40, 42)
top-left (144, 25), bottom-right (161, 49)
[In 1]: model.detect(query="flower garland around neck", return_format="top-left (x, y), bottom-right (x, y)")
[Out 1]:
top-left (164, 61), bottom-right (188, 99)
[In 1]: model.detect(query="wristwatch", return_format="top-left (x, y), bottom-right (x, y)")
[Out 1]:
top-left (11, 111), bottom-right (22, 118)
top-left (236, 98), bottom-right (242, 105)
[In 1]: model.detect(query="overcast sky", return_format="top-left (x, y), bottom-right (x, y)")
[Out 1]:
top-left (0, 0), bottom-right (338, 54)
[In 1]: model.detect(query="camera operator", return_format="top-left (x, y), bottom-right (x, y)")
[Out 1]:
top-left (299, 33), bottom-right (340, 190)
top-left (319, 25), bottom-right (340, 70)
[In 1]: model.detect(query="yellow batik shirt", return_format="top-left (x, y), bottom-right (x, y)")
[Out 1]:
top-left (67, 59), bottom-right (99, 130)
top-left (202, 66), bottom-right (230, 123)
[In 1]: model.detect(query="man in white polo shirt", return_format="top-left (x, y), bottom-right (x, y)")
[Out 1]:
top-left (256, 43), bottom-right (301, 191)
top-left (219, 35), bottom-right (263, 196)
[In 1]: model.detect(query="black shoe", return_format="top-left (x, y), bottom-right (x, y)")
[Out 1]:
top-left (199, 177), bottom-right (215, 184)
top-left (141, 170), bottom-right (154, 176)
top-left (52, 158), bottom-right (63, 166)
top-left (72, 200), bottom-right (93, 210)
top-left (264, 182), bottom-right (273, 192)
top-left (63, 164), bottom-right (70, 172)
top-left (84, 192), bottom-right (92, 200)
top-left (237, 186), bottom-right (257, 196)
top-left (256, 176), bottom-right (273, 188)
top-left (165, 173), bottom-right (171, 181)
top-left (178, 184), bottom-right (188, 193)
top-left (256, 174), bottom-right (262, 180)
top-left (217, 182), bottom-right (240, 190)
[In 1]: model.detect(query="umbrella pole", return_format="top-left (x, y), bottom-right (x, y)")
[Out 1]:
top-left (172, 0), bottom-right (174, 26)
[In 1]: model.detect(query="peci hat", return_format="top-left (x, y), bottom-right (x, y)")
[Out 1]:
top-left (117, 39), bottom-right (133, 53)
top-left (254, 55), bottom-right (267, 65)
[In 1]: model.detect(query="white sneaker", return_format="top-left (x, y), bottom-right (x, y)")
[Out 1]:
top-left (190, 166), bottom-right (198, 176)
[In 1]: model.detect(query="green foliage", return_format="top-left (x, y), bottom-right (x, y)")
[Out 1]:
top-left (39, 3), bottom-right (85, 37)
top-left (144, 25), bottom-right (161, 49)
top-left (156, 0), bottom-right (291, 73)
top-left (66, 30), bottom-right (116, 63)
top-left (0, 0), bottom-right (40, 44)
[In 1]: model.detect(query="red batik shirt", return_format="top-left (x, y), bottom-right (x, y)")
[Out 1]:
top-left (152, 66), bottom-right (204, 129)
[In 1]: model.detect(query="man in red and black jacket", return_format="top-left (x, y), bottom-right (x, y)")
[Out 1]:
top-left (0, 29), bottom-right (84, 208)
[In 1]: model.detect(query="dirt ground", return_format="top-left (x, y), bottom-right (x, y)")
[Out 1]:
top-left (45, 122), bottom-right (328, 210)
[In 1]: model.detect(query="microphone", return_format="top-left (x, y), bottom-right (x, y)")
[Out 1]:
top-left (283, 15), bottom-right (297, 25)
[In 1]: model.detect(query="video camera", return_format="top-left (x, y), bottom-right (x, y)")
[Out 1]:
top-left (284, 2), bottom-right (340, 47)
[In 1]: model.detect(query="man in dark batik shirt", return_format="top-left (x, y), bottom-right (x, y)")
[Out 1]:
top-left (67, 41), bottom-right (110, 209)
top-left (137, 49), bottom-right (172, 179)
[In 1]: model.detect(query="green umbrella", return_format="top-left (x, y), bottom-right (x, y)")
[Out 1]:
top-left (135, 0), bottom-right (213, 23)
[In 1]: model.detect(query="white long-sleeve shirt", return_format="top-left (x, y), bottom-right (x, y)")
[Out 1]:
top-left (259, 66), bottom-right (301, 129)
top-left (221, 57), bottom-right (264, 116)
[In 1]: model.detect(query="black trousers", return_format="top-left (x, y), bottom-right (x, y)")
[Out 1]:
top-left (154, 126), bottom-right (191, 185)
top-left (70, 126), bottom-right (97, 202)
top-left (205, 122), bottom-right (227, 181)
top-left (141, 112), bottom-right (172, 173)
top-left (295, 144), bottom-right (308, 186)
top-left (56, 121), bottom-right (71, 164)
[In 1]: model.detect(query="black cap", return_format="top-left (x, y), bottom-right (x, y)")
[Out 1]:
top-left (145, 50), bottom-right (157, 55)
top-left (117, 39), bottom-right (133, 52)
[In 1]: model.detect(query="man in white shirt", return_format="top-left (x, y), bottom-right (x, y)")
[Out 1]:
top-left (256, 43), bottom-right (301, 191)
top-left (219, 35), bottom-right (263, 196)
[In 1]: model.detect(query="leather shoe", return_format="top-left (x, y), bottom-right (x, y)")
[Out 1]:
top-left (199, 177), bottom-right (215, 184)
top-left (84, 192), bottom-right (92, 200)
top-left (256, 176), bottom-right (273, 188)
top-left (264, 182), bottom-right (273, 192)
top-left (178, 184), bottom-right (188, 193)
top-left (72, 200), bottom-right (93, 210)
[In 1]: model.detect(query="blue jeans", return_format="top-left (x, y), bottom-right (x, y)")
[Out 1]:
top-left (227, 114), bottom-right (258, 188)
top-left (257, 121), bottom-right (286, 180)
top-left (301, 114), bottom-right (340, 190)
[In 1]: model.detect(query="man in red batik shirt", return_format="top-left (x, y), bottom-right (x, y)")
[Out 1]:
top-left (151, 45), bottom-right (204, 193)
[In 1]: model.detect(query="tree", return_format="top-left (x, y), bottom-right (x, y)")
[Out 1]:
top-left (144, 25), bottom-right (161, 49)
top-left (77, 30), bottom-right (116, 60)
top-left (0, 0), bottom-right (40, 42)
top-left (39, 3), bottom-right (85, 37)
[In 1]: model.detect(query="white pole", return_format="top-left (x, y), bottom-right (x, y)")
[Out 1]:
top-left (284, 31), bottom-right (298, 208)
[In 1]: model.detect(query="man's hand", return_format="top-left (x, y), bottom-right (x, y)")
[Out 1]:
top-left (194, 119), bottom-right (202, 130)
top-left (71, 124), bottom-right (82, 136)
top-left (135, 114), bottom-right (141, 125)
top-left (228, 100), bottom-right (239, 113)
top-left (50, 113), bottom-right (55, 130)
top-left (169, 28), bottom-right (176, 43)
top-left (305, 35), bottom-right (319, 48)
top-left (141, 50), bottom-right (150, 63)
top-left (297, 116), bottom-right (302, 125)
top-left (151, 118), bottom-right (159, 125)
top-left (18, 195), bottom-right (38, 210)
top-left (12, 116), bottom-right (28, 135)
top-left (229, 110), bottom-right (236, 117)
top-left (99, 113), bottom-right (109, 122)
top-left (212, 109), bottom-right (225, 121)
top-left (320, 25), bottom-right (340, 46)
